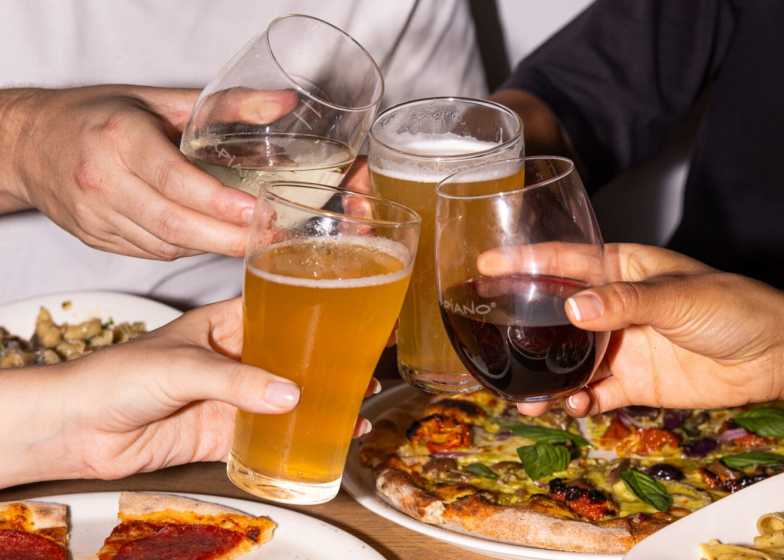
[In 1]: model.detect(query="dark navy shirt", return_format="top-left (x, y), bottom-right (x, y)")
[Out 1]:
top-left (504, 0), bottom-right (784, 288)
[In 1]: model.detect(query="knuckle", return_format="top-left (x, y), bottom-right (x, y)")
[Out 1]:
top-left (73, 158), bottom-right (105, 194)
top-left (156, 210), bottom-right (184, 243)
top-left (153, 242), bottom-right (183, 262)
top-left (608, 282), bottom-right (643, 315)
top-left (100, 111), bottom-right (133, 143)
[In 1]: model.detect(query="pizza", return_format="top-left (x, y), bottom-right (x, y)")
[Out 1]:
top-left (359, 390), bottom-right (784, 554)
top-left (97, 493), bottom-right (275, 560)
top-left (0, 500), bottom-right (69, 560)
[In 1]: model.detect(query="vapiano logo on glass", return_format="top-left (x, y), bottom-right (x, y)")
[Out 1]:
top-left (442, 299), bottom-right (495, 316)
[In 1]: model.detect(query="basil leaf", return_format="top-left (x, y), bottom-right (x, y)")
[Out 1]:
top-left (517, 443), bottom-right (571, 480)
top-left (508, 424), bottom-right (590, 447)
top-left (721, 452), bottom-right (784, 470)
top-left (464, 463), bottom-right (499, 480)
top-left (621, 469), bottom-right (673, 512)
top-left (734, 407), bottom-right (784, 438)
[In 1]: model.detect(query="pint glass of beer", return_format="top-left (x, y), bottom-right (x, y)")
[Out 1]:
top-left (228, 183), bottom-right (420, 504)
top-left (368, 97), bottom-right (524, 393)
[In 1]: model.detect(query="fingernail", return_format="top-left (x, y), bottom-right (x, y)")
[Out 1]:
top-left (567, 292), bottom-right (603, 322)
top-left (371, 379), bottom-right (382, 395)
top-left (358, 419), bottom-right (373, 437)
top-left (241, 207), bottom-right (255, 225)
top-left (566, 394), bottom-right (580, 411)
top-left (264, 381), bottom-right (300, 408)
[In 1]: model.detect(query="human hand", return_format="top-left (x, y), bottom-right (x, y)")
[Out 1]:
top-left (0, 298), bottom-right (377, 487)
top-left (477, 243), bottom-right (784, 416)
top-left (11, 85), bottom-right (296, 259)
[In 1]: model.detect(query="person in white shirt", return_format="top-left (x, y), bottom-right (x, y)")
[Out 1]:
top-left (0, 0), bottom-right (485, 307)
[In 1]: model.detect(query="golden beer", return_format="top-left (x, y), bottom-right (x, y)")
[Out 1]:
top-left (228, 236), bottom-right (411, 503)
top-left (369, 97), bottom-right (524, 393)
top-left (370, 145), bottom-right (523, 392)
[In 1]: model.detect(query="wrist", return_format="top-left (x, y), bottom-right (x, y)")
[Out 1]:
top-left (0, 365), bottom-right (83, 488)
top-left (0, 88), bottom-right (50, 213)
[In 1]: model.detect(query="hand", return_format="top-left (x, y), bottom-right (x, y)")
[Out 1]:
top-left (477, 243), bottom-right (784, 415)
top-left (0, 298), bottom-right (377, 487)
top-left (10, 85), bottom-right (295, 259)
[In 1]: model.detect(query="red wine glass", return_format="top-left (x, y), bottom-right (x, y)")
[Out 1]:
top-left (435, 156), bottom-right (609, 403)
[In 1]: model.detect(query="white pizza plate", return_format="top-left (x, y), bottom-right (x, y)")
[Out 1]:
top-left (0, 290), bottom-right (182, 336)
top-left (343, 383), bottom-right (622, 560)
top-left (624, 471), bottom-right (784, 560)
top-left (25, 491), bottom-right (383, 560)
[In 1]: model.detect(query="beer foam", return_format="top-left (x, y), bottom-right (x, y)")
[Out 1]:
top-left (247, 235), bottom-right (412, 289)
top-left (370, 133), bottom-right (520, 183)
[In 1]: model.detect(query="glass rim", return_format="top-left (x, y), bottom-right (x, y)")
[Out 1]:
top-left (369, 96), bottom-right (523, 160)
top-left (262, 182), bottom-right (422, 228)
top-left (266, 14), bottom-right (385, 113)
top-left (435, 156), bottom-right (576, 201)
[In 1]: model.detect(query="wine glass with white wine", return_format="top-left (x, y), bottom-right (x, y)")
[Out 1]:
top-left (180, 14), bottom-right (384, 203)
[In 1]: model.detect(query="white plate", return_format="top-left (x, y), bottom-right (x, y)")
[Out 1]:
top-left (343, 384), bottom-right (621, 560)
top-left (27, 491), bottom-right (383, 560)
top-left (0, 291), bottom-right (182, 337)
top-left (624, 472), bottom-right (784, 560)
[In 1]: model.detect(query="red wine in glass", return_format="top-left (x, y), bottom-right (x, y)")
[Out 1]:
top-left (439, 274), bottom-right (609, 402)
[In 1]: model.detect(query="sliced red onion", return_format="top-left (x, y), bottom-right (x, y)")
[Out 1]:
top-left (430, 451), bottom-right (470, 458)
top-left (495, 431), bottom-right (512, 441)
top-left (718, 427), bottom-right (750, 443)
top-left (617, 409), bottom-right (647, 429)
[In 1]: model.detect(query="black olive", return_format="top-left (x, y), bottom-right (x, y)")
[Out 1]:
top-left (549, 478), bottom-right (566, 492)
top-left (682, 437), bottom-right (718, 457)
top-left (646, 463), bottom-right (685, 481)
top-left (625, 406), bottom-right (660, 419)
top-left (564, 486), bottom-right (583, 501)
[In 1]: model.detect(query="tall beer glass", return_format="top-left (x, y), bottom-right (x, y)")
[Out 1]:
top-left (369, 97), bottom-right (524, 393)
top-left (181, 15), bottom-right (383, 196)
top-left (228, 183), bottom-right (420, 504)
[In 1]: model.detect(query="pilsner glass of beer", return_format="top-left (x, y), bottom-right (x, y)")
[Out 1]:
top-left (180, 15), bottom-right (383, 196)
top-left (368, 97), bottom-right (524, 393)
top-left (228, 183), bottom-right (420, 505)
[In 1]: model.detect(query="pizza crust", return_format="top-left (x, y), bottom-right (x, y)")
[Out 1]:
top-left (0, 500), bottom-right (68, 531)
top-left (376, 467), bottom-right (634, 554)
top-left (119, 492), bottom-right (251, 520)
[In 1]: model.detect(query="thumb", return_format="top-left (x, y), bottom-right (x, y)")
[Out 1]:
top-left (130, 86), bottom-right (201, 130)
top-left (159, 350), bottom-right (301, 415)
top-left (565, 280), bottom-right (687, 333)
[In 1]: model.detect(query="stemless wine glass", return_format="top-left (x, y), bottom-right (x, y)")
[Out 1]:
top-left (180, 15), bottom-right (383, 197)
top-left (369, 97), bottom-right (524, 394)
top-left (229, 183), bottom-right (420, 505)
top-left (435, 156), bottom-right (609, 403)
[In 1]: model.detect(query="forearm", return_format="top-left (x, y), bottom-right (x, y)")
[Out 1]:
top-left (0, 88), bottom-right (42, 214)
top-left (0, 366), bottom-right (83, 488)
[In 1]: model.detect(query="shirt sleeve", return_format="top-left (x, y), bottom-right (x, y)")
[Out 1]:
top-left (502, 0), bottom-right (735, 189)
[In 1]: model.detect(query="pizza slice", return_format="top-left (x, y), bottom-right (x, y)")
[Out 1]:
top-left (97, 493), bottom-right (275, 560)
top-left (0, 500), bottom-right (69, 560)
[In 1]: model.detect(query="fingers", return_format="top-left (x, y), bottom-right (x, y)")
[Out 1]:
top-left (515, 401), bottom-right (553, 416)
top-left (476, 242), bottom-right (712, 285)
top-left (563, 376), bottom-right (632, 416)
top-left (160, 350), bottom-right (300, 414)
top-left (199, 88), bottom-right (299, 125)
top-left (365, 378), bottom-right (382, 398)
top-left (564, 278), bottom-right (692, 333)
top-left (342, 156), bottom-right (371, 193)
top-left (353, 418), bottom-right (373, 438)
top-left (128, 87), bottom-right (201, 130)
top-left (477, 242), bottom-right (605, 285)
top-left (118, 173), bottom-right (249, 257)
top-left (126, 117), bottom-right (257, 227)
